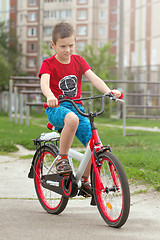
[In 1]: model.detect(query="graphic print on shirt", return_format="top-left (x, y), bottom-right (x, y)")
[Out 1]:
top-left (59, 75), bottom-right (77, 98)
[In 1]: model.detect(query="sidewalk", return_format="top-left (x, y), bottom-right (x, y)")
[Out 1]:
top-left (0, 145), bottom-right (160, 240)
top-left (97, 123), bottom-right (160, 132)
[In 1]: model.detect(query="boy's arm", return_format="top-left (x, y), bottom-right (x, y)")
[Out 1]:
top-left (84, 69), bottom-right (121, 98)
top-left (40, 73), bottom-right (58, 107)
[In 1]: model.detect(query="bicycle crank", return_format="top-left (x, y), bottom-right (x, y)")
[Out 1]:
top-left (41, 173), bottom-right (78, 198)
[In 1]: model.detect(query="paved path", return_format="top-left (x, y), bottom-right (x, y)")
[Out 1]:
top-left (0, 145), bottom-right (160, 240)
top-left (97, 123), bottom-right (160, 132)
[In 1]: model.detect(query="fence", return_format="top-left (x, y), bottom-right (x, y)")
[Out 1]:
top-left (4, 75), bottom-right (160, 131)
top-left (103, 80), bottom-right (160, 119)
top-left (9, 76), bottom-right (40, 124)
top-left (8, 76), bottom-right (92, 125)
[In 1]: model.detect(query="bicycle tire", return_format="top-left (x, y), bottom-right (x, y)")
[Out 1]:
top-left (33, 143), bottom-right (69, 214)
top-left (92, 151), bottom-right (130, 228)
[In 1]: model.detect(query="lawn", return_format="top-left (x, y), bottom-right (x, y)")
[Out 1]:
top-left (0, 115), bottom-right (160, 190)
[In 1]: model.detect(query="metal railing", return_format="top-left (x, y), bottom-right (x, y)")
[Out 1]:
top-left (8, 76), bottom-right (92, 125)
top-left (7, 76), bottom-right (160, 131)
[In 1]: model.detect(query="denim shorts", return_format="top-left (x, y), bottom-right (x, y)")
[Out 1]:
top-left (46, 102), bottom-right (92, 147)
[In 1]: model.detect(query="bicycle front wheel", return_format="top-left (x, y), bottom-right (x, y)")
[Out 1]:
top-left (92, 151), bottom-right (130, 228)
top-left (33, 144), bottom-right (68, 214)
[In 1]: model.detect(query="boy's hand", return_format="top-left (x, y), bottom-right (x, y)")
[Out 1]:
top-left (111, 89), bottom-right (122, 99)
top-left (47, 95), bottom-right (59, 108)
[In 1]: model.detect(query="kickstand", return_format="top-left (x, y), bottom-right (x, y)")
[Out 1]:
top-left (90, 195), bottom-right (96, 206)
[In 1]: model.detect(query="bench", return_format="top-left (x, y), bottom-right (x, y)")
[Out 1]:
top-left (13, 83), bottom-right (40, 124)
top-left (25, 102), bottom-right (44, 126)
top-left (9, 76), bottom-right (39, 123)
top-left (19, 90), bottom-right (42, 125)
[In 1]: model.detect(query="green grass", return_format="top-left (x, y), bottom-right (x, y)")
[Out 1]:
top-left (19, 154), bottom-right (34, 160)
top-left (97, 124), bottom-right (160, 190)
top-left (0, 116), bottom-right (47, 152)
top-left (0, 115), bottom-right (160, 190)
top-left (96, 117), bottom-right (160, 128)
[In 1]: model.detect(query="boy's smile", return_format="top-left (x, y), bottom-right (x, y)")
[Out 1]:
top-left (51, 35), bottom-right (75, 64)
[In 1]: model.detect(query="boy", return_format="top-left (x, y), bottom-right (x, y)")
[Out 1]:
top-left (39, 22), bottom-right (121, 196)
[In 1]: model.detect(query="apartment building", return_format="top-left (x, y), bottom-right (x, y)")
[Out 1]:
top-left (124, 0), bottom-right (160, 73)
top-left (9, 0), bottom-right (117, 76)
top-left (5, 0), bottom-right (160, 79)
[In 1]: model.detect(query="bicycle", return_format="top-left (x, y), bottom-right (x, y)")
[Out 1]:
top-left (28, 92), bottom-right (130, 228)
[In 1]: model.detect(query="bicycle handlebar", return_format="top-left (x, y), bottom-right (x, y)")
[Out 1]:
top-left (43, 92), bottom-right (124, 118)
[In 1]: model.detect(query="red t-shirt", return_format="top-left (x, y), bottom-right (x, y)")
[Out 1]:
top-left (39, 54), bottom-right (91, 104)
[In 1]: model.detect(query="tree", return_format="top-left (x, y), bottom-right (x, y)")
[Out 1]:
top-left (41, 41), bottom-right (54, 58)
top-left (79, 42), bottom-right (117, 80)
top-left (79, 43), bottom-right (117, 117)
top-left (0, 45), bottom-right (12, 89)
top-left (0, 21), bottom-right (21, 90)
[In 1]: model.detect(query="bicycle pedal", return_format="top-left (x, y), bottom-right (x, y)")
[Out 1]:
top-left (78, 189), bottom-right (91, 198)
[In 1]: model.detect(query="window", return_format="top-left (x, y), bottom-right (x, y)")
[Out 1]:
top-left (28, 27), bottom-right (37, 36)
top-left (43, 27), bottom-right (52, 35)
top-left (57, 9), bottom-right (72, 19)
top-left (44, 0), bottom-right (57, 2)
top-left (77, 41), bottom-right (86, 51)
top-left (98, 42), bottom-right (105, 48)
top-left (77, 9), bottom-right (87, 20)
top-left (77, 25), bottom-right (87, 36)
top-left (19, 44), bottom-right (22, 53)
top-left (20, 1), bottom-right (23, 7)
top-left (60, 10), bottom-right (67, 18)
top-left (44, 11), bottom-right (56, 18)
top-left (111, 9), bottom-right (117, 14)
top-left (28, 58), bottom-right (36, 68)
top-left (44, 10), bottom-right (72, 19)
top-left (28, 42), bottom-right (37, 52)
top-left (28, 0), bottom-right (37, 6)
top-left (19, 28), bottom-right (22, 37)
top-left (28, 12), bottom-right (36, 21)
top-left (18, 59), bottom-right (22, 68)
top-left (99, 26), bottom-right (105, 35)
top-left (99, 10), bottom-right (106, 19)
top-left (78, 0), bottom-right (87, 4)
top-left (111, 24), bottom-right (117, 30)
top-left (112, 40), bottom-right (117, 46)
top-left (30, 43), bottom-right (35, 51)
top-left (20, 14), bottom-right (23, 22)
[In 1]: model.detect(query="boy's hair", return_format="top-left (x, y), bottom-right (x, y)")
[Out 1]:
top-left (52, 22), bottom-right (75, 44)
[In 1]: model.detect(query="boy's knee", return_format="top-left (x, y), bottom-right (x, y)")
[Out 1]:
top-left (65, 112), bottom-right (79, 128)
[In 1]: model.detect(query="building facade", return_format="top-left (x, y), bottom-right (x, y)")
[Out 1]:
top-left (124, 0), bottom-right (160, 75)
top-left (2, 0), bottom-right (160, 80)
top-left (10, 0), bottom-right (118, 76)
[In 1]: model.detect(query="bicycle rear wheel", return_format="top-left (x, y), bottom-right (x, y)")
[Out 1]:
top-left (92, 151), bottom-right (130, 228)
top-left (34, 144), bottom-right (68, 214)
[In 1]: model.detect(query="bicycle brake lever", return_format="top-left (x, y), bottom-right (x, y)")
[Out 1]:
top-left (104, 92), bottom-right (116, 100)
top-left (116, 98), bottom-right (125, 103)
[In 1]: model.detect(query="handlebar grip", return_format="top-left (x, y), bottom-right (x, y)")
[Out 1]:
top-left (43, 102), bottom-right (48, 109)
top-left (119, 92), bottom-right (123, 99)
top-left (43, 101), bottom-right (60, 109)
top-left (111, 91), bottom-right (123, 99)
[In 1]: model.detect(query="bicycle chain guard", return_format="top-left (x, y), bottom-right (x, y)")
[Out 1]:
top-left (41, 173), bottom-right (78, 198)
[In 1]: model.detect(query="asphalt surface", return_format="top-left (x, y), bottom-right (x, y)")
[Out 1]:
top-left (0, 145), bottom-right (160, 240)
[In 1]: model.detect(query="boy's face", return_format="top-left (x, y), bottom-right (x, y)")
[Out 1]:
top-left (51, 34), bottom-right (75, 63)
